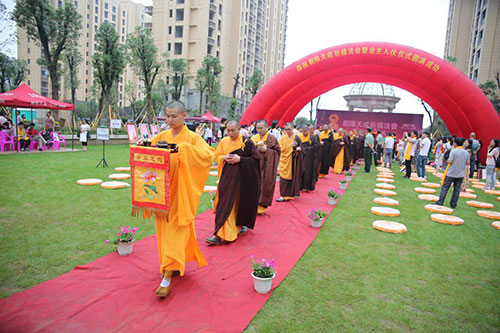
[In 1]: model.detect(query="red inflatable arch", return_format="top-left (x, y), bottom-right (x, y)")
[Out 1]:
top-left (240, 42), bottom-right (500, 160)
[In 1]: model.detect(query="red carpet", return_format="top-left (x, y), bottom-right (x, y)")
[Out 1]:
top-left (0, 172), bottom-right (353, 332)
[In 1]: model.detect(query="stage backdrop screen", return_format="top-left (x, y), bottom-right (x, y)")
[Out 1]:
top-left (316, 109), bottom-right (423, 138)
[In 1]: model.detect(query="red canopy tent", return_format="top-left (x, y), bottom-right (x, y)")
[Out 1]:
top-left (201, 111), bottom-right (221, 123)
top-left (0, 83), bottom-right (74, 110)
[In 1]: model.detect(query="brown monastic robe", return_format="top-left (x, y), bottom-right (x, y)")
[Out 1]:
top-left (299, 133), bottom-right (317, 191)
top-left (251, 132), bottom-right (281, 208)
top-left (279, 134), bottom-right (303, 198)
top-left (214, 137), bottom-right (261, 234)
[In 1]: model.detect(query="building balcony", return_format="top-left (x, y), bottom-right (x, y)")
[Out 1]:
top-left (210, 3), bottom-right (216, 11)
top-left (209, 20), bottom-right (216, 29)
top-left (208, 37), bottom-right (215, 45)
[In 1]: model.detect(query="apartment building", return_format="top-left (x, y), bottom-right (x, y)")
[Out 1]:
top-left (444, 0), bottom-right (500, 90)
top-left (152, 0), bottom-right (288, 114)
top-left (17, 0), bottom-right (151, 108)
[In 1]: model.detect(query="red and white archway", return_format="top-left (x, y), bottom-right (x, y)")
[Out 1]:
top-left (241, 42), bottom-right (500, 159)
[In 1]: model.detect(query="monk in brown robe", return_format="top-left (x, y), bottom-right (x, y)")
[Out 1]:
top-left (299, 126), bottom-right (317, 191)
top-left (318, 124), bottom-right (333, 178)
top-left (140, 101), bottom-right (214, 298)
top-left (205, 121), bottom-right (260, 245)
top-left (277, 122), bottom-right (303, 202)
top-left (331, 128), bottom-right (351, 173)
top-left (251, 119), bottom-right (280, 215)
top-left (308, 124), bottom-right (320, 182)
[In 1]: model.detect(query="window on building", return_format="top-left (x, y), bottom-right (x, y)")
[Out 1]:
top-left (216, 50), bottom-right (219, 58)
top-left (105, 2), bottom-right (108, 9)
top-left (168, 26), bottom-right (172, 34)
top-left (218, 20), bottom-right (221, 31)
top-left (27, 48), bottom-right (30, 54)
top-left (219, 4), bottom-right (222, 15)
top-left (95, 15), bottom-right (98, 23)
top-left (28, 80), bottom-right (30, 85)
top-left (175, 26), bottom-right (183, 37)
top-left (176, 9), bottom-right (184, 21)
top-left (58, 0), bottom-right (62, 6)
top-left (174, 42), bottom-right (182, 54)
top-left (209, 10), bottom-right (215, 20)
top-left (122, 27), bottom-right (125, 33)
top-left (169, 9), bottom-right (173, 17)
top-left (95, 6), bottom-right (98, 14)
top-left (104, 11), bottom-right (108, 18)
top-left (74, 1), bottom-right (78, 8)
top-left (473, 69), bottom-right (478, 82)
top-left (112, 14), bottom-right (116, 21)
top-left (112, 6), bottom-right (116, 13)
top-left (85, 79), bottom-right (88, 84)
top-left (481, 10), bottom-right (486, 24)
top-left (476, 49), bottom-right (481, 63)
top-left (123, 10), bottom-right (125, 16)
top-left (95, 25), bottom-right (98, 31)
top-left (478, 30), bottom-right (483, 45)
top-left (28, 59), bottom-right (30, 64)
top-left (96, 0), bottom-right (98, 4)
top-left (208, 27), bottom-right (214, 37)
top-left (207, 44), bottom-right (213, 54)
top-left (217, 35), bottom-right (220, 46)
top-left (177, 0), bottom-right (184, 3)
top-left (27, 69), bottom-right (30, 75)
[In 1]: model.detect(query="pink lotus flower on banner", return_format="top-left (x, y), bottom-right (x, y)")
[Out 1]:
top-left (141, 170), bottom-right (158, 182)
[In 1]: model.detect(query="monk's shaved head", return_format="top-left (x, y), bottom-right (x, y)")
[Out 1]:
top-left (285, 122), bottom-right (293, 129)
top-left (166, 101), bottom-right (185, 113)
top-left (165, 101), bottom-right (186, 131)
top-left (256, 119), bottom-right (268, 136)
top-left (226, 120), bottom-right (240, 140)
top-left (227, 120), bottom-right (239, 127)
top-left (256, 119), bottom-right (268, 127)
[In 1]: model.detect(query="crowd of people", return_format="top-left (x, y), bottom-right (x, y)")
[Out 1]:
top-left (137, 102), bottom-right (499, 298)
top-left (0, 110), bottom-right (56, 151)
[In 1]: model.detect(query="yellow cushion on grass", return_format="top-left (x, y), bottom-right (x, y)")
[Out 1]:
top-left (374, 189), bottom-right (397, 197)
top-left (373, 197), bottom-right (399, 206)
top-left (101, 181), bottom-right (130, 189)
top-left (77, 178), bottom-right (103, 186)
top-left (422, 182), bottom-right (440, 188)
top-left (372, 220), bottom-right (407, 233)
top-left (109, 173), bottom-right (130, 180)
top-left (484, 189), bottom-right (500, 196)
top-left (418, 194), bottom-right (440, 202)
top-left (371, 207), bottom-right (400, 217)
top-left (477, 210), bottom-right (500, 220)
top-left (114, 167), bottom-right (130, 172)
top-left (466, 201), bottom-right (494, 209)
top-left (424, 204), bottom-right (453, 214)
top-left (376, 183), bottom-right (396, 190)
top-left (492, 221), bottom-right (500, 230)
top-left (376, 178), bottom-right (395, 183)
top-left (203, 185), bottom-right (218, 192)
top-left (459, 192), bottom-right (477, 199)
top-left (431, 214), bottom-right (464, 225)
top-left (414, 187), bottom-right (436, 194)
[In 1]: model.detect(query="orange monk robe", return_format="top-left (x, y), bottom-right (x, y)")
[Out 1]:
top-left (150, 125), bottom-right (214, 275)
top-left (279, 134), bottom-right (303, 199)
top-left (332, 133), bottom-right (345, 174)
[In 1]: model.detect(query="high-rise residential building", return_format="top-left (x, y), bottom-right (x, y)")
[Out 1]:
top-left (152, 0), bottom-right (288, 115)
top-left (17, 0), bottom-right (151, 109)
top-left (444, 0), bottom-right (500, 92)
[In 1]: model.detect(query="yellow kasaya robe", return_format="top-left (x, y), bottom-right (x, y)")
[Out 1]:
top-left (214, 134), bottom-right (245, 241)
top-left (318, 130), bottom-right (331, 178)
top-left (333, 133), bottom-right (345, 174)
top-left (404, 140), bottom-right (413, 161)
top-left (149, 125), bottom-right (214, 275)
top-left (279, 133), bottom-right (302, 200)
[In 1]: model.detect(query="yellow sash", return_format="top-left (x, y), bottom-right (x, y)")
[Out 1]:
top-left (279, 134), bottom-right (296, 180)
top-left (251, 131), bottom-right (269, 146)
top-left (298, 132), bottom-right (311, 144)
top-left (404, 141), bottom-right (413, 160)
top-left (319, 130), bottom-right (330, 142)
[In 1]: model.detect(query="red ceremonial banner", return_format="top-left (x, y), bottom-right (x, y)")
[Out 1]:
top-left (316, 109), bottom-right (423, 139)
top-left (129, 146), bottom-right (170, 215)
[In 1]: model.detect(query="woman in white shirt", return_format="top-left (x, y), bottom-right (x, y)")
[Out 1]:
top-left (484, 138), bottom-right (499, 190)
top-left (80, 119), bottom-right (90, 151)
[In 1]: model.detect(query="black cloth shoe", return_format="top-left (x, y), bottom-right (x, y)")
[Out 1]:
top-left (205, 235), bottom-right (222, 245)
top-left (239, 226), bottom-right (248, 234)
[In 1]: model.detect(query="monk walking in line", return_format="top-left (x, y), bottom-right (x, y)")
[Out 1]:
top-left (299, 126), bottom-right (317, 192)
top-left (205, 121), bottom-right (261, 245)
top-left (308, 124), bottom-right (320, 182)
top-left (141, 101), bottom-right (214, 298)
top-left (251, 119), bottom-right (280, 215)
top-left (318, 124), bottom-right (333, 178)
top-left (276, 122), bottom-right (303, 202)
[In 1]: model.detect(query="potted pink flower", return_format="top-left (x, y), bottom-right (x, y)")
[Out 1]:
top-left (308, 208), bottom-right (328, 228)
top-left (106, 226), bottom-right (138, 256)
top-left (251, 256), bottom-right (277, 294)
top-left (327, 187), bottom-right (340, 205)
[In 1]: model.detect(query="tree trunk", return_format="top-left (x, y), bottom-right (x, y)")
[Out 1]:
top-left (49, 67), bottom-right (60, 121)
top-left (71, 88), bottom-right (76, 128)
top-left (199, 90), bottom-right (204, 116)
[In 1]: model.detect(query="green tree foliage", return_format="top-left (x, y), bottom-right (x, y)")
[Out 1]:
top-left (294, 116), bottom-right (309, 128)
top-left (93, 22), bottom-right (125, 124)
top-left (0, 52), bottom-right (27, 92)
top-left (167, 58), bottom-right (187, 101)
top-left (13, 0), bottom-right (82, 104)
top-left (126, 26), bottom-right (164, 120)
top-left (479, 80), bottom-right (500, 115)
top-left (247, 69), bottom-right (264, 97)
top-left (195, 56), bottom-right (223, 115)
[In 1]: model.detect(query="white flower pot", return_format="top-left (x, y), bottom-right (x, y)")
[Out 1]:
top-left (211, 200), bottom-right (214, 210)
top-left (345, 176), bottom-right (352, 181)
top-left (310, 218), bottom-right (324, 228)
top-left (276, 176), bottom-right (280, 182)
top-left (327, 197), bottom-right (337, 206)
top-left (339, 183), bottom-right (348, 190)
top-left (252, 272), bottom-right (275, 294)
top-left (117, 241), bottom-right (133, 256)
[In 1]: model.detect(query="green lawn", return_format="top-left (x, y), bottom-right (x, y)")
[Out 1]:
top-left (247, 165), bottom-right (500, 331)
top-left (1, 147), bottom-right (499, 331)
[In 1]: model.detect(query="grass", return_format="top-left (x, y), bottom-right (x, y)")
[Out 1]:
top-left (0, 144), bottom-right (216, 298)
top-left (1, 148), bottom-right (499, 331)
top-left (247, 165), bottom-right (500, 332)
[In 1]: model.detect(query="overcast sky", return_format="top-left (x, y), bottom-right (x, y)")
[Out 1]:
top-left (4, 0), bottom-right (450, 125)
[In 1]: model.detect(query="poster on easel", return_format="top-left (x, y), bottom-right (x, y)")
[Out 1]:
top-left (96, 127), bottom-right (110, 141)
top-left (139, 124), bottom-right (151, 140)
top-left (127, 123), bottom-right (138, 144)
top-left (110, 119), bottom-right (122, 129)
top-left (150, 124), bottom-right (159, 137)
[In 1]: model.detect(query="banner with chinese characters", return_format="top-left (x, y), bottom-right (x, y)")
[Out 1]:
top-left (129, 146), bottom-right (170, 219)
top-left (316, 109), bottom-right (423, 139)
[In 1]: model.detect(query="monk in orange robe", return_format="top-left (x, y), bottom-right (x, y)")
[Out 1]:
top-left (141, 101), bottom-right (214, 298)
top-left (331, 128), bottom-right (350, 174)
top-left (277, 122), bottom-right (303, 202)
top-left (251, 119), bottom-right (280, 215)
top-left (205, 121), bottom-right (261, 245)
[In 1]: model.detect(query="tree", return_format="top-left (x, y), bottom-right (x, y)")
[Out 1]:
top-left (93, 22), bottom-right (125, 125)
top-left (479, 80), bottom-right (500, 115)
top-left (13, 0), bottom-right (82, 107)
top-left (126, 26), bottom-right (164, 121)
top-left (0, 1), bottom-right (16, 55)
top-left (167, 58), bottom-right (187, 101)
top-left (247, 69), bottom-right (264, 97)
top-left (294, 116), bottom-right (309, 128)
top-left (195, 56), bottom-right (223, 115)
top-left (0, 53), bottom-right (27, 92)
top-left (445, 56), bottom-right (457, 66)
top-left (124, 81), bottom-right (140, 119)
top-left (63, 45), bottom-right (82, 121)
